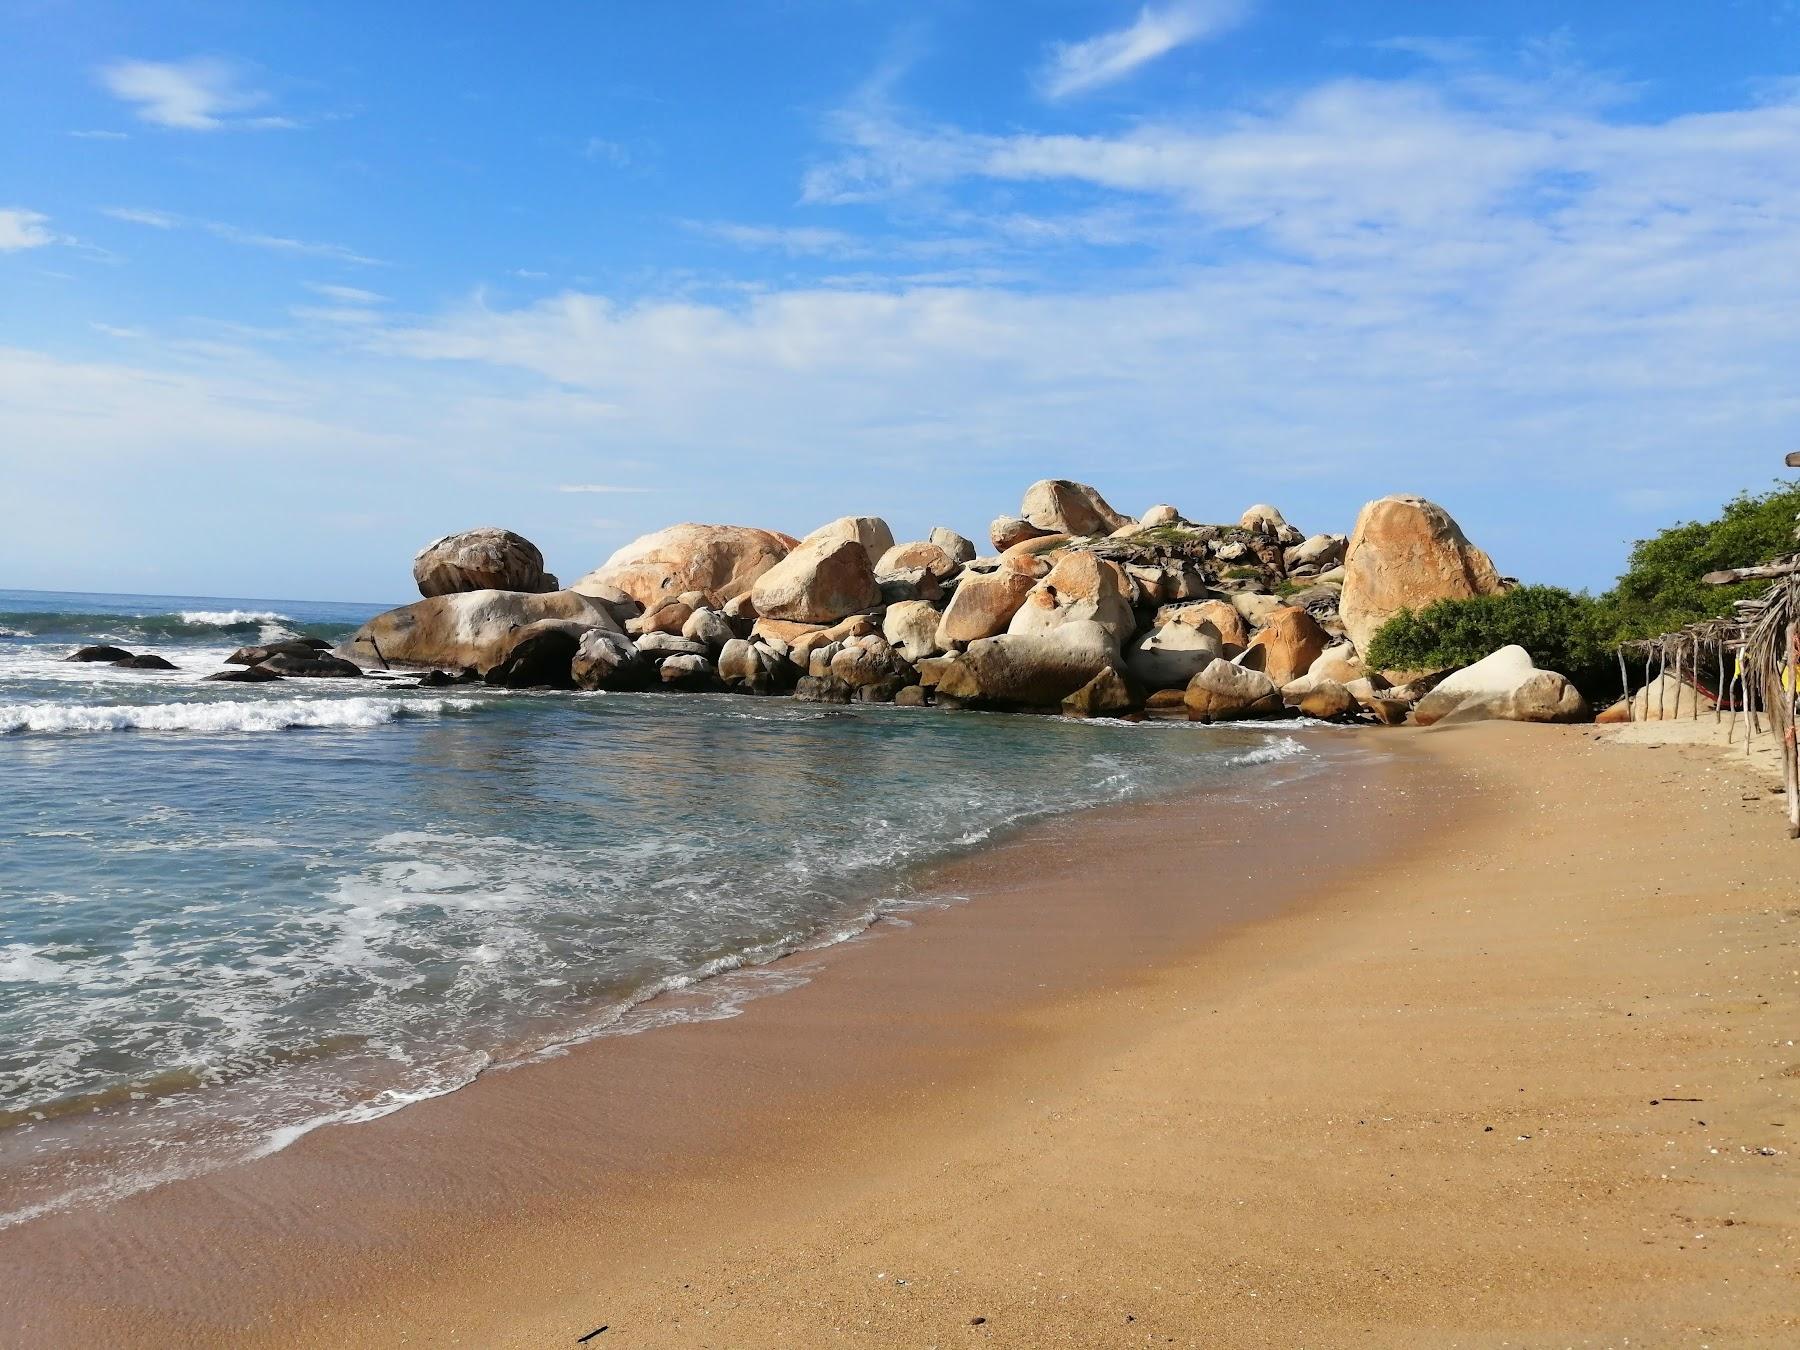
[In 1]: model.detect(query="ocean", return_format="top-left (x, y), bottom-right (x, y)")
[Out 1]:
top-left (0, 587), bottom-right (1326, 1228)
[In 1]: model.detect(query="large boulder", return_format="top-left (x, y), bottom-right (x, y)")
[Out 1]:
top-left (929, 527), bottom-right (977, 563)
top-left (1230, 592), bottom-right (1286, 631)
top-left (990, 516), bottom-right (1051, 552)
top-left (749, 535), bottom-right (882, 624)
top-left (483, 620), bottom-right (589, 689)
top-left (1239, 504), bottom-right (1288, 535)
top-left (1125, 623), bottom-right (1222, 690)
top-left (573, 524), bottom-right (793, 609)
top-left (413, 527), bottom-right (554, 599)
top-left (571, 629), bottom-right (649, 690)
top-left (877, 540), bottom-right (961, 582)
top-left (1020, 479), bottom-right (1131, 537)
top-left (1339, 495), bottom-right (1506, 654)
top-left (1140, 503), bottom-right (1181, 528)
top-left (1307, 642), bottom-right (1368, 687)
top-left (1281, 674), bottom-right (1357, 721)
top-left (717, 638), bottom-right (788, 693)
top-left (883, 600), bottom-right (943, 661)
top-left (681, 607), bottom-right (736, 653)
top-left (1006, 552), bottom-right (1135, 644)
top-left (935, 566), bottom-right (1038, 647)
top-left (341, 590), bottom-right (622, 673)
top-left (1240, 605), bottom-right (1332, 688)
top-left (1411, 646), bottom-right (1589, 726)
top-left (1183, 662), bottom-right (1283, 722)
top-left (1286, 533), bottom-right (1346, 571)
top-left (932, 621), bottom-right (1124, 709)
top-left (1158, 599), bottom-right (1249, 651)
top-left (1062, 666), bottom-right (1138, 719)
top-left (802, 515), bottom-right (894, 566)
top-left (1628, 672), bottom-right (1716, 721)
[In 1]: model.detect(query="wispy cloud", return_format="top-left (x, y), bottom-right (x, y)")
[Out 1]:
top-left (103, 207), bottom-right (384, 265)
top-left (687, 222), bottom-right (863, 255)
top-left (582, 136), bottom-right (631, 166)
top-left (102, 206), bottom-right (180, 228)
top-left (304, 282), bottom-right (387, 304)
top-left (97, 57), bottom-right (294, 131)
top-left (90, 322), bottom-right (146, 339)
top-left (555, 484), bottom-right (653, 494)
top-left (1039, 1), bottom-right (1252, 99)
top-left (68, 129), bottom-right (130, 141)
top-left (0, 208), bottom-right (60, 251)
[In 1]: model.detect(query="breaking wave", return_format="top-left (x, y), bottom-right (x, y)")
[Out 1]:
top-left (0, 696), bottom-right (482, 736)
top-left (0, 609), bottom-right (355, 643)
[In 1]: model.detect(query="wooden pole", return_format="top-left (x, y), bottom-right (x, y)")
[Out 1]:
top-left (1785, 619), bottom-right (1800, 838)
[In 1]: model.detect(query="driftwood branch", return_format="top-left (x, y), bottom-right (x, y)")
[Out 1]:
top-left (1704, 557), bottom-right (1800, 586)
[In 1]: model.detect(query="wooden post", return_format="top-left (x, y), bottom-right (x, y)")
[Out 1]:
top-left (1787, 622), bottom-right (1799, 838)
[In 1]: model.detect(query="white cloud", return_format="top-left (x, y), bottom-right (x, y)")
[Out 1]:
top-left (90, 322), bottom-right (146, 339)
top-left (103, 206), bottom-right (383, 265)
top-left (555, 484), bottom-right (653, 494)
top-left (305, 282), bottom-right (387, 304)
top-left (97, 57), bottom-right (292, 131)
top-left (689, 222), bottom-right (863, 255)
top-left (202, 222), bottom-right (381, 265)
top-left (1039, 1), bottom-right (1252, 99)
top-left (68, 129), bottom-right (130, 140)
top-left (0, 208), bottom-right (59, 251)
top-left (102, 206), bottom-right (180, 228)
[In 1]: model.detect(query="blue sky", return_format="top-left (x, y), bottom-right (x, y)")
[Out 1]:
top-left (2, 1), bottom-right (1796, 602)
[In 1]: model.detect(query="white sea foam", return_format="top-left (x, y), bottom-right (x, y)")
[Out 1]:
top-left (0, 696), bottom-right (479, 735)
top-left (175, 609), bottom-right (291, 627)
top-left (1231, 735), bottom-right (1308, 766)
top-left (0, 944), bottom-right (67, 984)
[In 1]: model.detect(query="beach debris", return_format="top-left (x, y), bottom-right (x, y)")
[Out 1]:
top-left (575, 1324), bottom-right (608, 1342)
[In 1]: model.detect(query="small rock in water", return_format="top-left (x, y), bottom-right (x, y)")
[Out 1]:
top-left (111, 653), bottom-right (178, 670)
top-left (205, 666), bottom-right (283, 683)
top-left (66, 645), bottom-right (134, 663)
top-left (255, 651), bottom-right (364, 679)
top-left (228, 640), bottom-right (325, 667)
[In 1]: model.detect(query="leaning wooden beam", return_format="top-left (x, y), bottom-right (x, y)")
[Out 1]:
top-left (1704, 557), bottom-right (1800, 586)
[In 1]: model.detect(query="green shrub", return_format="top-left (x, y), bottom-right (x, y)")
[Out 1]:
top-left (1365, 586), bottom-right (1614, 694)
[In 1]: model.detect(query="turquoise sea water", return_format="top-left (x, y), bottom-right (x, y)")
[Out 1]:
top-left (0, 588), bottom-right (1325, 1226)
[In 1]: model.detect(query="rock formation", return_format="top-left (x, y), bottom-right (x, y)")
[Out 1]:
top-left (1339, 495), bottom-right (1506, 654)
top-left (413, 527), bottom-right (555, 598)
top-left (573, 523), bottom-right (793, 608)
top-left (1410, 646), bottom-right (1589, 726)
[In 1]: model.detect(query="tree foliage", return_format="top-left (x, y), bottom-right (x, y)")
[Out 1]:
top-left (1595, 481), bottom-right (1800, 643)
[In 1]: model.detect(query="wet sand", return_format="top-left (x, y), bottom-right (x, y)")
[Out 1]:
top-left (4, 722), bottom-right (1797, 1346)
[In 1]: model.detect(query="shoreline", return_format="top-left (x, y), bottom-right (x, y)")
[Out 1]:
top-left (4, 723), bottom-right (1797, 1345)
top-left (0, 725), bottom-right (1403, 1344)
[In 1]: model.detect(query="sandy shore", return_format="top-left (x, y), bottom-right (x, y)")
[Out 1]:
top-left (4, 721), bottom-right (1797, 1346)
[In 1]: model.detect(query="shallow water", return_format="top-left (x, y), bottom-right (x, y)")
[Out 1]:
top-left (0, 587), bottom-right (1330, 1227)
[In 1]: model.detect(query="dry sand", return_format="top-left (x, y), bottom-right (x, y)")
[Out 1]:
top-left (3, 721), bottom-right (1796, 1346)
